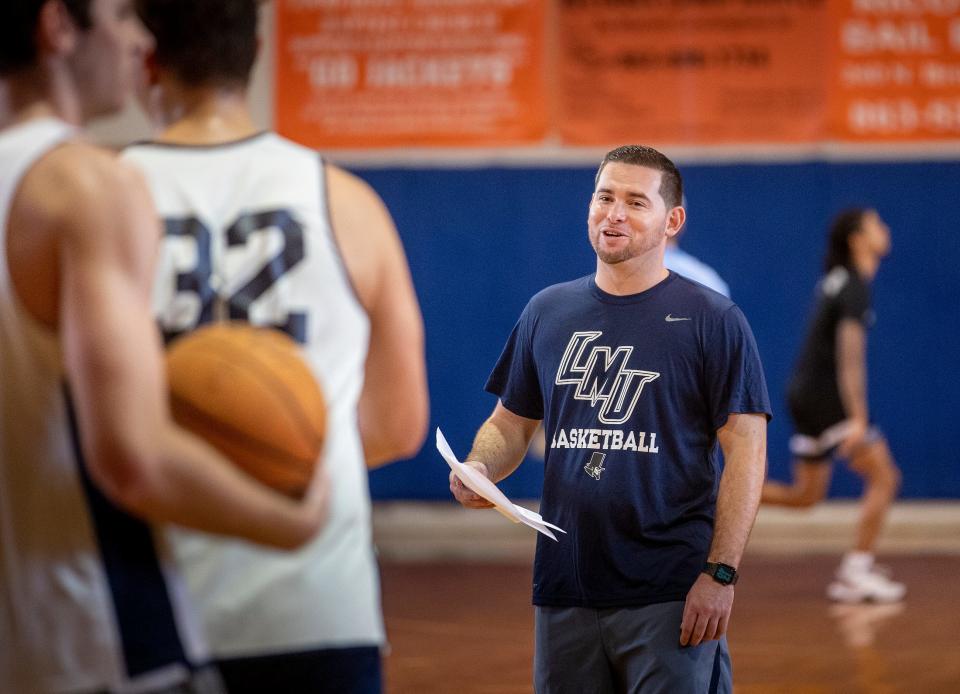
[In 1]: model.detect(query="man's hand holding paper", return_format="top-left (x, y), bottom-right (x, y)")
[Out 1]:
top-left (438, 428), bottom-right (565, 541)
top-left (449, 459), bottom-right (495, 510)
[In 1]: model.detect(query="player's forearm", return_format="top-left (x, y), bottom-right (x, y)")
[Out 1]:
top-left (84, 402), bottom-right (321, 549)
top-left (126, 425), bottom-right (321, 549)
top-left (710, 414), bottom-right (767, 566)
top-left (837, 321), bottom-right (868, 421)
top-left (467, 416), bottom-right (530, 483)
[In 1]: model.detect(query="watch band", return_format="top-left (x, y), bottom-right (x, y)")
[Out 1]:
top-left (703, 561), bottom-right (739, 586)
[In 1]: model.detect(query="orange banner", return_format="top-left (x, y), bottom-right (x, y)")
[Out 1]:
top-left (274, 0), bottom-right (547, 148)
top-left (828, 2), bottom-right (960, 141)
top-left (557, 0), bottom-right (831, 145)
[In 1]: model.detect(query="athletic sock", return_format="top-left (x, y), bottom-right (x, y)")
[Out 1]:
top-left (840, 551), bottom-right (874, 574)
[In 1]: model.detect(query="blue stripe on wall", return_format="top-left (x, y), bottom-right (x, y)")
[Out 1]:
top-left (356, 161), bottom-right (960, 500)
top-left (63, 386), bottom-right (189, 677)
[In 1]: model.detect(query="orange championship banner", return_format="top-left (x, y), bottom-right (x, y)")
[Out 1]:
top-left (828, 1), bottom-right (960, 141)
top-left (274, 0), bottom-right (548, 148)
top-left (556, 0), bottom-right (832, 145)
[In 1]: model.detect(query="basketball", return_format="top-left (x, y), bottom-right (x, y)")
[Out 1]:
top-left (165, 322), bottom-right (326, 498)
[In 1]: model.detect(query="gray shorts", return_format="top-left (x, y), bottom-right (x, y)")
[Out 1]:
top-left (534, 602), bottom-right (731, 694)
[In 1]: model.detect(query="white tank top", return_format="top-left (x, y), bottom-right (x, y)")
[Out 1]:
top-left (0, 118), bottom-right (208, 693)
top-left (124, 133), bottom-right (381, 656)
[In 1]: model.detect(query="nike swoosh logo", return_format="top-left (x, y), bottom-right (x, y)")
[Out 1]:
top-left (665, 314), bottom-right (691, 322)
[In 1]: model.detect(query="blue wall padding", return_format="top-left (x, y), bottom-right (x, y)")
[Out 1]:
top-left (354, 160), bottom-right (960, 500)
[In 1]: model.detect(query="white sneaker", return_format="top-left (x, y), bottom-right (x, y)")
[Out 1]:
top-left (827, 566), bottom-right (906, 604)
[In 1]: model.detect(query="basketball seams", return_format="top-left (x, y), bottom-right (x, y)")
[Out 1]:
top-left (212, 330), bottom-right (323, 449)
top-left (246, 331), bottom-right (327, 433)
top-left (173, 328), bottom-right (324, 454)
top-left (171, 393), bottom-right (315, 469)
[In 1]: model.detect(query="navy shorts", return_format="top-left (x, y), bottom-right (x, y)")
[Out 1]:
top-left (217, 645), bottom-right (382, 694)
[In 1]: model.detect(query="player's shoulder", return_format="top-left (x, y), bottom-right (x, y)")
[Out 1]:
top-left (231, 131), bottom-right (346, 183)
top-left (24, 141), bottom-right (150, 228)
top-left (34, 141), bottom-right (123, 191)
top-left (324, 160), bottom-right (393, 241)
top-left (820, 265), bottom-right (847, 295)
top-left (324, 160), bottom-right (380, 203)
top-left (18, 141), bottom-right (156, 257)
top-left (820, 265), bottom-right (868, 299)
top-left (238, 131), bottom-right (322, 170)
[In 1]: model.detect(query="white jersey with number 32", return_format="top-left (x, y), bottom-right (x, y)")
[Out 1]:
top-left (125, 133), bottom-right (381, 656)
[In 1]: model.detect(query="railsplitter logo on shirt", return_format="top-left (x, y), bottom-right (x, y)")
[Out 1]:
top-left (584, 452), bottom-right (606, 480)
top-left (555, 331), bottom-right (660, 424)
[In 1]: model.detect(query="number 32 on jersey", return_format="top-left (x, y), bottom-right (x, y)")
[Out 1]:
top-left (156, 209), bottom-right (308, 344)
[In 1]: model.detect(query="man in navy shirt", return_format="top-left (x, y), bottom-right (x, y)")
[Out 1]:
top-left (450, 145), bottom-right (770, 693)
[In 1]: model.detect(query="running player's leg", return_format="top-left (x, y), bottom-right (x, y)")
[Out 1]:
top-left (761, 458), bottom-right (833, 507)
top-left (763, 391), bottom-right (838, 508)
top-left (827, 433), bottom-right (905, 603)
top-left (848, 435), bottom-right (901, 552)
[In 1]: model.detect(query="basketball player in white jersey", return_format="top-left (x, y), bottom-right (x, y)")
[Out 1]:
top-left (0, 2), bottom-right (330, 692)
top-left (125, 2), bottom-right (429, 692)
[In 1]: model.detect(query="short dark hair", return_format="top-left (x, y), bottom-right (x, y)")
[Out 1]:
top-left (0, 0), bottom-right (92, 75)
top-left (594, 145), bottom-right (684, 209)
top-left (137, 0), bottom-right (258, 88)
top-left (824, 208), bottom-right (869, 272)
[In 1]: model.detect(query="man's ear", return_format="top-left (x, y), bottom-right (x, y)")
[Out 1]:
top-left (36, 0), bottom-right (79, 58)
top-left (665, 205), bottom-right (686, 239)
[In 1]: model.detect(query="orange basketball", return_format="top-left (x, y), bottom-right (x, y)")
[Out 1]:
top-left (166, 322), bottom-right (325, 498)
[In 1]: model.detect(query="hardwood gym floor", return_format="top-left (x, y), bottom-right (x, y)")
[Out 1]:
top-left (380, 556), bottom-right (960, 693)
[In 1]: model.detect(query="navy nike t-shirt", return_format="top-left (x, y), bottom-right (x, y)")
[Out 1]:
top-left (486, 272), bottom-right (771, 608)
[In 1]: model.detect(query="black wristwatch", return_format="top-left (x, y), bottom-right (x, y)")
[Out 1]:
top-left (703, 561), bottom-right (739, 586)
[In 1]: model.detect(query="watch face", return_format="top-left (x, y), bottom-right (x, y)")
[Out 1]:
top-left (715, 565), bottom-right (735, 583)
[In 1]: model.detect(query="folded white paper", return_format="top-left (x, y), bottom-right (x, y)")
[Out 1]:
top-left (436, 427), bottom-right (566, 541)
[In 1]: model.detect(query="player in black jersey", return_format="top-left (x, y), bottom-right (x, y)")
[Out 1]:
top-left (762, 209), bottom-right (904, 603)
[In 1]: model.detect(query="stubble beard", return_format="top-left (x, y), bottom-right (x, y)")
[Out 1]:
top-left (591, 225), bottom-right (666, 265)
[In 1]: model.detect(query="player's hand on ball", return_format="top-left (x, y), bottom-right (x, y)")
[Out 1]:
top-left (450, 461), bottom-right (494, 509)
